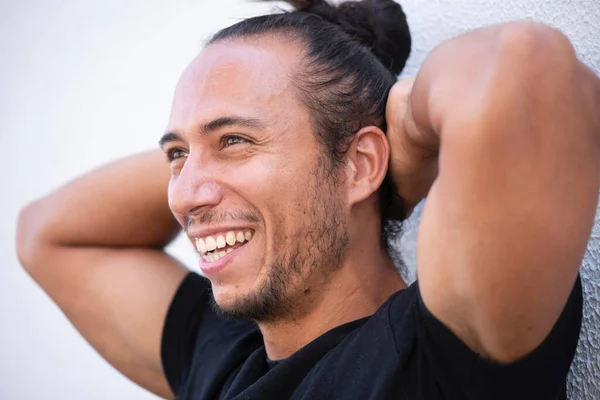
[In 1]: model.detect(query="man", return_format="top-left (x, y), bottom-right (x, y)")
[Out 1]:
top-left (16, 0), bottom-right (600, 398)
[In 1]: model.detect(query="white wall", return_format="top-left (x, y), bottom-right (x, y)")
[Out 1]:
top-left (1, 0), bottom-right (598, 399)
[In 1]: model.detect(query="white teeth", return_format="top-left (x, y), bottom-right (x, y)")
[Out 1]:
top-left (226, 231), bottom-right (236, 246)
top-left (198, 230), bottom-right (253, 258)
top-left (196, 238), bottom-right (207, 253)
top-left (202, 247), bottom-right (235, 262)
top-left (208, 251), bottom-right (227, 262)
top-left (205, 236), bottom-right (217, 251)
top-left (236, 232), bottom-right (246, 243)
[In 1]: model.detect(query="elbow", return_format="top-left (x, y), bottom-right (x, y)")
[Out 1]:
top-left (16, 200), bottom-right (48, 275)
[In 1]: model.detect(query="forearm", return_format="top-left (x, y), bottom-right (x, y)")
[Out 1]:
top-left (18, 150), bottom-right (180, 251)
top-left (386, 25), bottom-right (515, 209)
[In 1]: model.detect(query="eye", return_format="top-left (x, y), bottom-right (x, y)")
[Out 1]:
top-left (222, 135), bottom-right (249, 147)
top-left (165, 148), bottom-right (188, 162)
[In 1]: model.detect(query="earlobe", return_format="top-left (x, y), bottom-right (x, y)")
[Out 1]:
top-left (345, 126), bottom-right (390, 206)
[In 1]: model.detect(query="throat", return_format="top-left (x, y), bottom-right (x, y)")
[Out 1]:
top-left (258, 262), bottom-right (405, 360)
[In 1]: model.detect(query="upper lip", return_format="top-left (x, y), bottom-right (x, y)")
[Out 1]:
top-left (186, 226), bottom-right (256, 239)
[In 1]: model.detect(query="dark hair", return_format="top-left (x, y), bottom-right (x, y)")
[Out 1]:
top-left (209, 0), bottom-right (411, 248)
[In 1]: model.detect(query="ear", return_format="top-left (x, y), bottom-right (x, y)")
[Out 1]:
top-left (344, 126), bottom-right (390, 207)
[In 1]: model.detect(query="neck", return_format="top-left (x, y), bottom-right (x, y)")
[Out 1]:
top-left (259, 243), bottom-right (406, 361)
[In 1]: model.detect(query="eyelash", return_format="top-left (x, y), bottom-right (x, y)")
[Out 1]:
top-left (221, 135), bottom-right (249, 147)
top-left (166, 148), bottom-right (187, 162)
top-left (165, 135), bottom-right (249, 162)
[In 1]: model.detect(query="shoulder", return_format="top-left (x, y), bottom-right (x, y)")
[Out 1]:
top-left (340, 283), bottom-right (422, 355)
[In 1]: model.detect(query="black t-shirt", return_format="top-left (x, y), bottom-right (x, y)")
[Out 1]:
top-left (161, 272), bottom-right (582, 400)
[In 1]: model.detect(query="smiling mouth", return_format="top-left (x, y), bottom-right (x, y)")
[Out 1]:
top-left (195, 230), bottom-right (254, 262)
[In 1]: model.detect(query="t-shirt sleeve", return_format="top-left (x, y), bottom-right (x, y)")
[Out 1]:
top-left (160, 272), bottom-right (259, 396)
top-left (414, 276), bottom-right (582, 400)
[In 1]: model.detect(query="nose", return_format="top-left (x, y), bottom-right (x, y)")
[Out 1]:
top-left (168, 154), bottom-right (223, 218)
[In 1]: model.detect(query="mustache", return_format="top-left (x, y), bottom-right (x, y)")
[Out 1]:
top-left (184, 210), bottom-right (260, 231)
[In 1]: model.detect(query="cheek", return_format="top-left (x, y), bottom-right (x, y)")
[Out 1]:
top-left (225, 147), bottom-right (321, 239)
top-left (262, 175), bottom-right (320, 256)
top-left (227, 154), bottom-right (302, 214)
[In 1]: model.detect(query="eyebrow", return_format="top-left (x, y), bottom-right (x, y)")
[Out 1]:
top-left (158, 131), bottom-right (181, 148)
top-left (159, 116), bottom-right (266, 149)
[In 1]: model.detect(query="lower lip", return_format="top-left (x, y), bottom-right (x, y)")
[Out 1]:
top-left (199, 243), bottom-right (247, 276)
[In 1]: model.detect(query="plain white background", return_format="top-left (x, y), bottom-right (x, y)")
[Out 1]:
top-left (2, 0), bottom-right (599, 399)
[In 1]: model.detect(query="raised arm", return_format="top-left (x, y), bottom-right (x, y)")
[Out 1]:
top-left (388, 22), bottom-right (600, 362)
top-left (16, 150), bottom-right (188, 398)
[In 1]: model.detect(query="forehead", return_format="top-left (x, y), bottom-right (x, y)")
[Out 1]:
top-left (168, 36), bottom-right (306, 133)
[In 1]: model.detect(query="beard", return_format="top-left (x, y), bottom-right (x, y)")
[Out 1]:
top-left (210, 157), bottom-right (350, 323)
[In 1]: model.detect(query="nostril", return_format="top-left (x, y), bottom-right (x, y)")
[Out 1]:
top-left (188, 205), bottom-right (203, 214)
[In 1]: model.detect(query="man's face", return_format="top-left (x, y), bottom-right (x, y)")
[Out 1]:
top-left (162, 37), bottom-right (349, 322)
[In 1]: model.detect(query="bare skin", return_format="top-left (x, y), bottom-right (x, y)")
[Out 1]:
top-left (16, 151), bottom-right (186, 398)
top-left (16, 21), bottom-right (600, 398)
top-left (388, 23), bottom-right (600, 362)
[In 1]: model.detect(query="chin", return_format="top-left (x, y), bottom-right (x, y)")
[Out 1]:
top-left (210, 281), bottom-right (247, 307)
top-left (209, 278), bottom-right (288, 322)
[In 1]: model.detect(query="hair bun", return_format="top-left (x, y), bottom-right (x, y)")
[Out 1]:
top-left (284, 0), bottom-right (411, 75)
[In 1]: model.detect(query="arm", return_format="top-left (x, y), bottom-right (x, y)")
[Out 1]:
top-left (16, 150), bottom-right (188, 398)
top-left (388, 22), bottom-right (600, 362)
